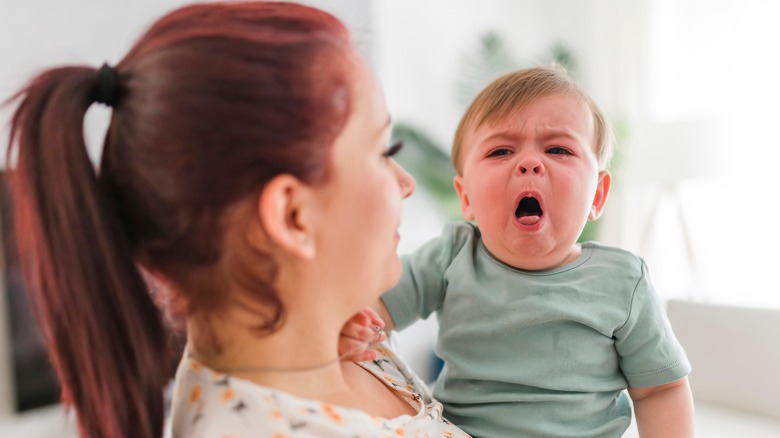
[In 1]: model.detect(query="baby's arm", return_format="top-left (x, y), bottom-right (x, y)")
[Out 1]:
top-left (371, 298), bottom-right (396, 332)
top-left (628, 376), bottom-right (694, 437)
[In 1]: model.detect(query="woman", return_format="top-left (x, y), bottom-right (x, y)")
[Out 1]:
top-left (5, 2), bottom-right (470, 437)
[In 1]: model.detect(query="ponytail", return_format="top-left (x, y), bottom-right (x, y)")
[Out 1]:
top-left (6, 66), bottom-right (169, 437)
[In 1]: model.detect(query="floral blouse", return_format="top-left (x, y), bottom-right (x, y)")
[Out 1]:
top-left (170, 340), bottom-right (470, 438)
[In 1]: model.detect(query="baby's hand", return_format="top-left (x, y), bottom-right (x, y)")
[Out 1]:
top-left (338, 307), bottom-right (386, 363)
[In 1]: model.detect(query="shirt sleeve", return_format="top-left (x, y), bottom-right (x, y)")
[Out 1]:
top-left (614, 260), bottom-right (692, 388)
top-left (381, 223), bottom-right (463, 331)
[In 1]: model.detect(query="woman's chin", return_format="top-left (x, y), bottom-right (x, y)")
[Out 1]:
top-left (381, 259), bottom-right (403, 291)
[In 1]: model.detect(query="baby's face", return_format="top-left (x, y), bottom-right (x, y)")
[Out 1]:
top-left (454, 93), bottom-right (610, 271)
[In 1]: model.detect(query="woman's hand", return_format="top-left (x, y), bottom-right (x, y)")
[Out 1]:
top-left (338, 307), bottom-right (386, 362)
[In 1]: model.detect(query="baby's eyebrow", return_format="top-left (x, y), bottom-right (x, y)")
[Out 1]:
top-left (476, 129), bottom-right (583, 147)
top-left (538, 129), bottom-right (579, 141)
top-left (478, 131), bottom-right (519, 143)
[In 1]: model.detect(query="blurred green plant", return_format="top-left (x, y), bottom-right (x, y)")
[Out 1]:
top-left (391, 123), bottom-right (461, 220)
top-left (548, 42), bottom-right (577, 74)
top-left (455, 32), bottom-right (519, 110)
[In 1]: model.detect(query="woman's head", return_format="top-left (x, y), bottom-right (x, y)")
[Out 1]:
top-left (211, 51), bottom-right (416, 337)
top-left (99, 1), bottom-right (360, 327)
top-left (6, 2), bottom-right (381, 436)
top-left (273, 58), bottom-right (415, 314)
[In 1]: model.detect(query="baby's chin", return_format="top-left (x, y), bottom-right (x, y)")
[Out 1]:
top-left (486, 234), bottom-right (578, 271)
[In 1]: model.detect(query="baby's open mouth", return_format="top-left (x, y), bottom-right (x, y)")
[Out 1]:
top-left (515, 197), bottom-right (542, 225)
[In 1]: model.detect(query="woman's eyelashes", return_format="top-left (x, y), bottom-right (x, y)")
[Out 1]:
top-left (383, 141), bottom-right (403, 158)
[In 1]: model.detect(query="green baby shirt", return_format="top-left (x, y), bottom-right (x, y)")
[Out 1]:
top-left (382, 222), bottom-right (691, 438)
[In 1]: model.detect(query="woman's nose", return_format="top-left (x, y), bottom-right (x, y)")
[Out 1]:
top-left (395, 162), bottom-right (416, 199)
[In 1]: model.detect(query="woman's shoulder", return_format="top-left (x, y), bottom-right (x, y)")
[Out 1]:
top-left (170, 354), bottom-right (362, 437)
top-left (169, 344), bottom-right (470, 437)
top-left (169, 355), bottom-right (294, 437)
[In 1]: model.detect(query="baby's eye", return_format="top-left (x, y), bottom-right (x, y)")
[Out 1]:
top-left (546, 146), bottom-right (572, 155)
top-left (487, 148), bottom-right (512, 157)
top-left (383, 141), bottom-right (403, 158)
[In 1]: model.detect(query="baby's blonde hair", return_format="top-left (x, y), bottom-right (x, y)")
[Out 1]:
top-left (452, 66), bottom-right (615, 174)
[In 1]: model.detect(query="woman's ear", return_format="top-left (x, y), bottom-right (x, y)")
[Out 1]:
top-left (588, 170), bottom-right (612, 221)
top-left (255, 174), bottom-right (316, 259)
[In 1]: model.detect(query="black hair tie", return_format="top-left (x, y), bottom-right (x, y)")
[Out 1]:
top-left (95, 63), bottom-right (119, 106)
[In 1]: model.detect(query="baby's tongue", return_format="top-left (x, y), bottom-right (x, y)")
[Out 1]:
top-left (518, 215), bottom-right (541, 225)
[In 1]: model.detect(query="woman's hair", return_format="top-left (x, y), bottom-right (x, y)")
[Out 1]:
top-left (452, 65), bottom-right (615, 173)
top-left (4, 2), bottom-right (353, 437)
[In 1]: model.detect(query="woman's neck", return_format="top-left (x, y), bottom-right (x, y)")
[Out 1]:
top-left (186, 310), bottom-right (352, 397)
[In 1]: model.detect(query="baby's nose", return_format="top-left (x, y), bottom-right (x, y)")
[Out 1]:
top-left (517, 157), bottom-right (545, 175)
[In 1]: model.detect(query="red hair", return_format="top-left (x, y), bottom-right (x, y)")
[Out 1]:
top-left (5, 2), bottom-right (353, 437)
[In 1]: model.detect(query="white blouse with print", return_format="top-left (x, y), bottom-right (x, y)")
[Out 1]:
top-left (170, 340), bottom-right (470, 438)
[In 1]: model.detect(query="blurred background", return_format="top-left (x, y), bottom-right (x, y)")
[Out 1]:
top-left (1, 0), bottom-right (778, 435)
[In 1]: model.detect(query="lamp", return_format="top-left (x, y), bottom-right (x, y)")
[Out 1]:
top-left (625, 118), bottom-right (726, 300)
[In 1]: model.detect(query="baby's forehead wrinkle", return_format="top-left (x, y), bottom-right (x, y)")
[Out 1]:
top-left (478, 113), bottom-right (528, 140)
top-left (478, 117), bottom-right (575, 143)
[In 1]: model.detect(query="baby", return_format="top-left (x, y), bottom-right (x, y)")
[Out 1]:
top-left (371, 66), bottom-right (693, 437)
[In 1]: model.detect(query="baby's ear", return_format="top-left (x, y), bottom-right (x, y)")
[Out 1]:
top-left (453, 176), bottom-right (476, 221)
top-left (588, 170), bottom-right (612, 221)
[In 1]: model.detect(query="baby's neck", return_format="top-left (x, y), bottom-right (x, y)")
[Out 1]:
top-left (545, 244), bottom-right (582, 269)
top-left (499, 242), bottom-right (583, 272)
